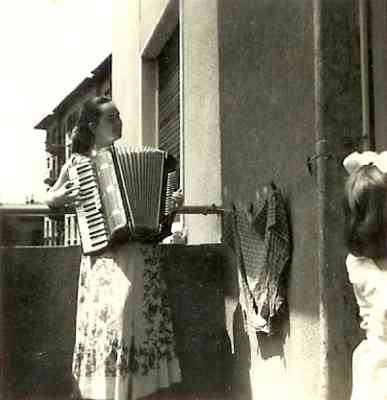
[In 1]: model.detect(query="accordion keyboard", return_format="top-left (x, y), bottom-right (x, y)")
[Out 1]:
top-left (69, 161), bottom-right (109, 254)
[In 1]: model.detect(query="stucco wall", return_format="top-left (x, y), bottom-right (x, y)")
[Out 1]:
top-left (218, 1), bottom-right (363, 399)
top-left (181, 0), bottom-right (223, 244)
top-left (139, 0), bottom-right (171, 51)
top-left (111, 1), bottom-right (364, 399)
top-left (317, 1), bottom-right (363, 399)
top-left (218, 1), bottom-right (319, 399)
top-left (112, 0), bottom-right (141, 146)
top-left (371, 0), bottom-right (387, 150)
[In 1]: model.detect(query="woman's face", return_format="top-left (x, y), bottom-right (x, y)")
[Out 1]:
top-left (92, 101), bottom-right (122, 148)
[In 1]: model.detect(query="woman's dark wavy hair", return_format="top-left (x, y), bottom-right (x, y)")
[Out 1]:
top-left (343, 164), bottom-right (387, 258)
top-left (71, 96), bottom-right (111, 155)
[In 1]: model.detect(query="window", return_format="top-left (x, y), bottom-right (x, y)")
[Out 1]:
top-left (52, 127), bottom-right (58, 145)
top-left (52, 157), bottom-right (57, 177)
top-left (67, 111), bottom-right (79, 133)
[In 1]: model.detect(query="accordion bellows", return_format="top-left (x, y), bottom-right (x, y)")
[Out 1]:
top-left (68, 144), bottom-right (176, 254)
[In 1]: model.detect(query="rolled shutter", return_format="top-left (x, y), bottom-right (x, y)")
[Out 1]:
top-left (158, 27), bottom-right (180, 183)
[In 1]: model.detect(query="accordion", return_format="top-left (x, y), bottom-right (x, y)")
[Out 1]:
top-left (68, 144), bottom-right (177, 254)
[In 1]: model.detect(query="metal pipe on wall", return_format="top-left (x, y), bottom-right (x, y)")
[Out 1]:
top-left (313, 0), bottom-right (330, 399)
top-left (359, 0), bottom-right (372, 150)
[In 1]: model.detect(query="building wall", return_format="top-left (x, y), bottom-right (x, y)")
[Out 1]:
top-left (112, 1), bottom-right (363, 399)
top-left (371, 0), bottom-right (387, 151)
top-left (112, 0), bottom-right (141, 146)
top-left (113, 0), bottom-right (179, 150)
top-left (139, 0), bottom-right (171, 51)
top-left (181, 1), bottom-right (223, 244)
top-left (218, 1), bottom-right (363, 399)
top-left (317, 1), bottom-right (363, 399)
top-left (113, 0), bottom-right (222, 243)
top-left (218, 2), bottom-right (319, 398)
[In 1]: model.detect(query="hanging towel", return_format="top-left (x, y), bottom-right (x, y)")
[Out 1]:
top-left (226, 184), bottom-right (291, 335)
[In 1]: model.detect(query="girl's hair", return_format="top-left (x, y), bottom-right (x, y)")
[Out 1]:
top-left (344, 164), bottom-right (387, 258)
top-left (71, 96), bottom-right (112, 155)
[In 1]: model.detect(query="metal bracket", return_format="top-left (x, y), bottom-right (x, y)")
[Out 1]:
top-left (171, 204), bottom-right (227, 216)
top-left (306, 152), bottom-right (333, 175)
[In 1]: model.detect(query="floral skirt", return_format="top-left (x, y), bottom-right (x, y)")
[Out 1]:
top-left (72, 243), bottom-right (181, 400)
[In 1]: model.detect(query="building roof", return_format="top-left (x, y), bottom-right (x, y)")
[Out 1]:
top-left (34, 54), bottom-right (112, 130)
top-left (34, 114), bottom-right (55, 130)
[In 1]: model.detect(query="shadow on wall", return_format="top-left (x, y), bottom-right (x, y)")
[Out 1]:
top-left (256, 303), bottom-right (290, 361)
top-left (232, 304), bottom-right (252, 399)
top-left (231, 287), bottom-right (290, 400)
top-left (226, 196), bottom-right (292, 400)
top-left (161, 245), bottom-right (233, 397)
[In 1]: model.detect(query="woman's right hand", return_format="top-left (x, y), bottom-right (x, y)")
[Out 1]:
top-left (59, 180), bottom-right (80, 205)
top-left (46, 160), bottom-right (81, 208)
top-left (47, 180), bottom-right (80, 208)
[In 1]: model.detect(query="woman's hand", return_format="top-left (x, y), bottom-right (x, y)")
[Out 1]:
top-left (58, 180), bottom-right (81, 205)
top-left (46, 180), bottom-right (80, 208)
top-left (46, 160), bottom-right (81, 208)
top-left (172, 188), bottom-right (184, 208)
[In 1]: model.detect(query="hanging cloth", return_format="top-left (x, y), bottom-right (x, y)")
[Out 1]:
top-left (226, 183), bottom-right (291, 335)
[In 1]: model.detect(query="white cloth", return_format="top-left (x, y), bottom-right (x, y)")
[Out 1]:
top-left (343, 151), bottom-right (387, 175)
top-left (346, 254), bottom-right (387, 400)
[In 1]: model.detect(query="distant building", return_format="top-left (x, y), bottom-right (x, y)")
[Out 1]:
top-left (34, 54), bottom-right (112, 246)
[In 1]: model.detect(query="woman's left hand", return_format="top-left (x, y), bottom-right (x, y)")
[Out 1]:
top-left (172, 189), bottom-right (184, 208)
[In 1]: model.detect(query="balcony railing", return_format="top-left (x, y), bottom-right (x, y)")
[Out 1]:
top-left (0, 205), bottom-right (77, 247)
top-left (0, 204), bottom-right (74, 217)
top-left (45, 141), bottom-right (66, 155)
top-left (0, 204), bottom-right (231, 400)
top-left (0, 204), bottom-right (226, 217)
top-left (0, 204), bottom-right (225, 247)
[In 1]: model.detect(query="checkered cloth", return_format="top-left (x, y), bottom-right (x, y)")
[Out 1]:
top-left (224, 185), bottom-right (291, 335)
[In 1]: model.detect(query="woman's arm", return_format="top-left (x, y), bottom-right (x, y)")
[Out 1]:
top-left (45, 160), bottom-right (80, 208)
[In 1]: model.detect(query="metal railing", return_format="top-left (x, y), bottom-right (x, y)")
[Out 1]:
top-left (0, 204), bottom-right (226, 217)
top-left (0, 204), bottom-right (226, 247)
top-left (0, 204), bottom-right (74, 216)
top-left (0, 205), bottom-right (78, 247)
top-left (172, 205), bottom-right (226, 216)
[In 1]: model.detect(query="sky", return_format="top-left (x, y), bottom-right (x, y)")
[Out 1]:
top-left (0, 0), bottom-right (112, 204)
